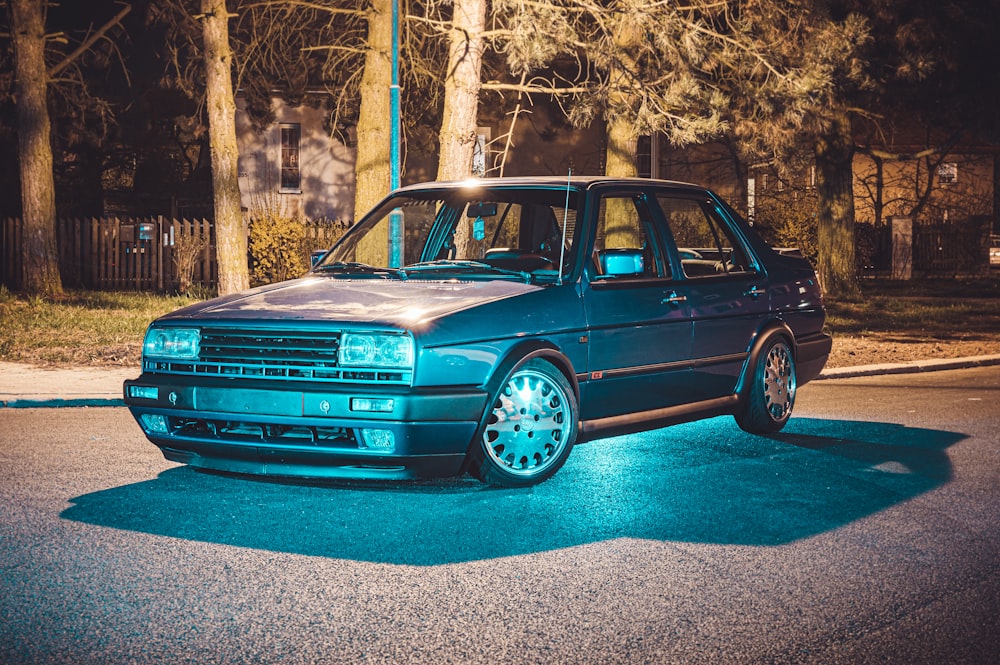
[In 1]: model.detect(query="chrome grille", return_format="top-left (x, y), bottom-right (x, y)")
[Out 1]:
top-left (143, 328), bottom-right (412, 385)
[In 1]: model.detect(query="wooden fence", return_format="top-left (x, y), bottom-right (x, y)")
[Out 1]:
top-left (1, 216), bottom-right (347, 293)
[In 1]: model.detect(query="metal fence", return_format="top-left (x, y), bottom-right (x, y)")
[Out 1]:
top-left (857, 215), bottom-right (993, 277)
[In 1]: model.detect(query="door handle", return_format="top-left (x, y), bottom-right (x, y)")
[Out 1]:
top-left (744, 285), bottom-right (767, 298)
top-left (661, 290), bottom-right (687, 305)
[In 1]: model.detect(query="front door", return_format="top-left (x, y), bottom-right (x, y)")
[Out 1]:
top-left (581, 191), bottom-right (694, 420)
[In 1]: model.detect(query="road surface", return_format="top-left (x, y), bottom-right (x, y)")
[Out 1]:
top-left (1, 367), bottom-right (998, 664)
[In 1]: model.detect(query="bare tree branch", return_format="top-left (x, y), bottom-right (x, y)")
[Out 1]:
top-left (49, 3), bottom-right (132, 78)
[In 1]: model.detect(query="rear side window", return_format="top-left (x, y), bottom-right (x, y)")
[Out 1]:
top-left (656, 196), bottom-right (756, 278)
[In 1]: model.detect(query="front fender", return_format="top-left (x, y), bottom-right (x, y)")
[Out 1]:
top-left (461, 340), bottom-right (580, 475)
top-left (480, 340), bottom-right (580, 407)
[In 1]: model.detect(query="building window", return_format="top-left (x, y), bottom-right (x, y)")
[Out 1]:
top-left (280, 124), bottom-right (301, 192)
top-left (636, 135), bottom-right (652, 178)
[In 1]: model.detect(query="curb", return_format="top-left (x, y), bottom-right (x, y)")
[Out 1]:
top-left (816, 354), bottom-right (1000, 380)
top-left (0, 397), bottom-right (125, 409)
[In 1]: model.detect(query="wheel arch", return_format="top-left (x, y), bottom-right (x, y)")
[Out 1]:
top-left (462, 339), bottom-right (581, 482)
top-left (480, 339), bottom-right (581, 408)
top-left (735, 319), bottom-right (796, 397)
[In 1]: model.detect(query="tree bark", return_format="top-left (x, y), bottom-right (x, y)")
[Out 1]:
top-left (10, 0), bottom-right (64, 297)
top-left (601, 19), bottom-right (641, 248)
top-left (814, 113), bottom-right (861, 300)
top-left (353, 0), bottom-right (393, 265)
top-left (437, 0), bottom-right (485, 182)
top-left (603, 18), bottom-right (640, 182)
top-left (436, 0), bottom-right (486, 257)
top-left (605, 115), bottom-right (638, 179)
top-left (201, 0), bottom-right (249, 295)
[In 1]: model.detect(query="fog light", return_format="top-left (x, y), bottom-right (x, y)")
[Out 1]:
top-left (350, 397), bottom-right (395, 413)
top-left (140, 414), bottom-right (169, 434)
top-left (129, 385), bottom-right (158, 400)
top-left (359, 429), bottom-right (394, 450)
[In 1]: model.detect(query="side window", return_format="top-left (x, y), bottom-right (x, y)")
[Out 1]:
top-left (593, 195), bottom-right (670, 279)
top-left (657, 196), bottom-right (755, 278)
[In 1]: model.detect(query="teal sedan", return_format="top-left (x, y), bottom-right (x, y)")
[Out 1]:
top-left (124, 177), bottom-right (831, 487)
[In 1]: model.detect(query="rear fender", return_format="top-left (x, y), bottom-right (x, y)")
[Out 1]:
top-left (735, 321), bottom-right (795, 397)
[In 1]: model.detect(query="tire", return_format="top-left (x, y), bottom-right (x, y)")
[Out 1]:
top-left (469, 358), bottom-right (578, 487)
top-left (735, 335), bottom-right (796, 434)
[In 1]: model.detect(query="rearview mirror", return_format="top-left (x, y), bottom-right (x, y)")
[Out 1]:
top-left (467, 202), bottom-right (498, 218)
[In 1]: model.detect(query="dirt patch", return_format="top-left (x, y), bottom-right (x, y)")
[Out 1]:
top-left (827, 333), bottom-right (1000, 368)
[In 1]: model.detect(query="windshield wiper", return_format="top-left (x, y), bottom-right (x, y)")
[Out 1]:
top-left (313, 261), bottom-right (404, 278)
top-left (400, 260), bottom-right (531, 282)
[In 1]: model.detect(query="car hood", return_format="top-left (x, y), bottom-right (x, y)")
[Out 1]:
top-left (158, 276), bottom-right (544, 329)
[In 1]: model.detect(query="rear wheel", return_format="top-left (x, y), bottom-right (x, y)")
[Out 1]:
top-left (469, 359), bottom-right (578, 487)
top-left (735, 335), bottom-right (796, 434)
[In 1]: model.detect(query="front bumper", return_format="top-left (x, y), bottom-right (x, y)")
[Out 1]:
top-left (123, 374), bottom-right (488, 480)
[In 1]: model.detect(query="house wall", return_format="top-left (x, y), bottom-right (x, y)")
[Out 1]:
top-left (706, 140), bottom-right (997, 229)
top-left (853, 151), bottom-right (995, 224)
top-left (236, 97), bottom-right (356, 222)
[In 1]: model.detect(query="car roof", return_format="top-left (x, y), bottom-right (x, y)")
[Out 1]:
top-left (394, 176), bottom-right (707, 195)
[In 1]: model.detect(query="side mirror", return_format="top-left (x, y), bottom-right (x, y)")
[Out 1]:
top-left (599, 249), bottom-right (644, 276)
top-left (310, 250), bottom-right (328, 267)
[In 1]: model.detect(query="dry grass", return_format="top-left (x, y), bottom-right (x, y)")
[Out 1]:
top-left (0, 289), bottom-right (200, 367)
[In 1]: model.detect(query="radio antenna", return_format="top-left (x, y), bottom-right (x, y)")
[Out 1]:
top-left (557, 168), bottom-right (572, 286)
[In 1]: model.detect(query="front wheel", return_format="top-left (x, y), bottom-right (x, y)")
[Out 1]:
top-left (735, 335), bottom-right (796, 434)
top-left (469, 359), bottom-right (578, 487)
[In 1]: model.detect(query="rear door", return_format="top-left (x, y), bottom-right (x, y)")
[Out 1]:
top-left (655, 194), bottom-right (770, 401)
top-left (581, 189), bottom-right (694, 420)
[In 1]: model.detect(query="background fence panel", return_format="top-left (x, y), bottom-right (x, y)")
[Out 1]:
top-left (2, 216), bottom-right (220, 293)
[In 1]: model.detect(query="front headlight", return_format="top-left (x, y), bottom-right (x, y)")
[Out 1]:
top-left (143, 327), bottom-right (201, 360)
top-left (340, 333), bottom-right (413, 369)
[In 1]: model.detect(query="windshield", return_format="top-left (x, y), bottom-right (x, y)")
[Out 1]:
top-left (315, 186), bottom-right (581, 281)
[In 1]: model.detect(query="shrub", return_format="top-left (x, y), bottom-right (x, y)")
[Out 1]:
top-left (171, 226), bottom-right (209, 295)
top-left (752, 197), bottom-right (819, 266)
top-left (248, 194), bottom-right (309, 286)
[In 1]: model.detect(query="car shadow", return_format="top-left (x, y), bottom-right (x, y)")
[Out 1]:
top-left (60, 417), bottom-right (961, 566)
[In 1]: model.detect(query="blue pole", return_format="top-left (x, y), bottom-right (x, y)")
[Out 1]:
top-left (389, 0), bottom-right (402, 267)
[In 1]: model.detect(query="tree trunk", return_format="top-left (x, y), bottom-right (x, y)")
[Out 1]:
top-left (10, 0), bottom-right (64, 297)
top-left (601, 18), bottom-right (642, 249)
top-left (437, 0), bottom-right (486, 257)
top-left (353, 0), bottom-right (393, 265)
top-left (201, 0), bottom-right (249, 295)
top-left (814, 113), bottom-right (861, 300)
top-left (437, 0), bottom-right (485, 182)
top-left (605, 114), bottom-right (638, 179)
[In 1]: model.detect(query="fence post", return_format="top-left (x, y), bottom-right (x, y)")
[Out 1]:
top-left (890, 216), bottom-right (913, 280)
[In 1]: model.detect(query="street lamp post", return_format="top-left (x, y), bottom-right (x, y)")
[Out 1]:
top-left (388, 0), bottom-right (403, 267)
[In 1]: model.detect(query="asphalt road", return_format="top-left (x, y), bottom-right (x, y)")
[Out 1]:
top-left (1, 367), bottom-right (998, 664)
